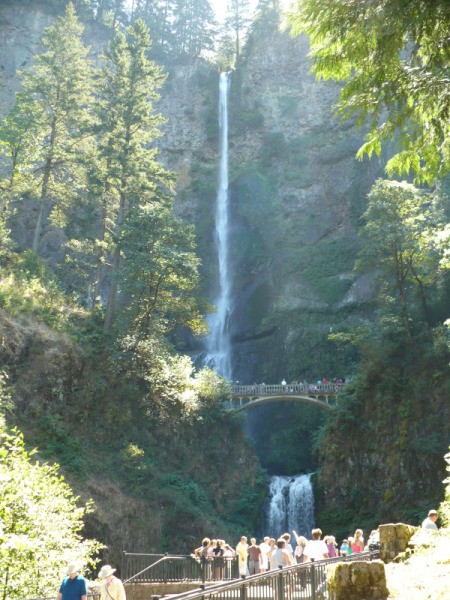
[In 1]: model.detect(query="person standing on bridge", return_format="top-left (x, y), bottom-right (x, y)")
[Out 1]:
top-left (236, 536), bottom-right (249, 577)
top-left (247, 538), bottom-right (262, 574)
top-left (259, 536), bottom-right (271, 572)
top-left (303, 529), bottom-right (329, 562)
top-left (270, 539), bottom-right (291, 569)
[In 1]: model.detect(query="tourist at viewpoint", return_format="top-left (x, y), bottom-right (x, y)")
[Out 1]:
top-left (422, 509), bottom-right (439, 530)
top-left (303, 529), bottom-right (329, 562)
top-left (98, 565), bottom-right (126, 600)
top-left (236, 536), bottom-right (249, 576)
top-left (248, 537), bottom-right (262, 574)
top-left (57, 563), bottom-right (87, 600)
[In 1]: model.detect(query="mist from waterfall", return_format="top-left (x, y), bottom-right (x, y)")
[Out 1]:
top-left (204, 72), bottom-right (233, 380)
top-left (263, 474), bottom-right (315, 538)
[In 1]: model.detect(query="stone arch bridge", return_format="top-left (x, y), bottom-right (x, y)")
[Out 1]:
top-left (229, 382), bottom-right (344, 411)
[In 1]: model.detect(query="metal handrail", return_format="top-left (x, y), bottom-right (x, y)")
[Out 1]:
top-left (123, 554), bottom-right (170, 583)
top-left (231, 383), bottom-right (344, 396)
top-left (123, 553), bottom-right (240, 584)
top-left (156, 551), bottom-right (379, 600)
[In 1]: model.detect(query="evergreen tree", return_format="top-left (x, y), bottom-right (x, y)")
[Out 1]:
top-left (0, 3), bottom-right (94, 255)
top-left (0, 98), bottom-right (37, 249)
top-left (92, 20), bottom-right (174, 328)
top-left (252, 0), bottom-right (280, 36)
top-left (117, 202), bottom-right (206, 337)
top-left (224, 0), bottom-right (251, 67)
top-left (172, 0), bottom-right (216, 57)
top-left (133, 0), bottom-right (177, 55)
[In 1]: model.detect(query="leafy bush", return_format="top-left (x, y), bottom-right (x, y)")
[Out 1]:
top-left (0, 422), bottom-right (102, 600)
top-left (0, 252), bottom-right (85, 329)
top-left (439, 449), bottom-right (450, 527)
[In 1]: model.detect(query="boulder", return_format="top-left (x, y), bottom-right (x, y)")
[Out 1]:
top-left (326, 560), bottom-right (389, 600)
top-left (379, 523), bottom-right (417, 562)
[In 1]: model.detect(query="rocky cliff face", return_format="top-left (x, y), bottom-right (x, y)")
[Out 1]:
top-left (0, 2), bottom-right (382, 386)
top-left (184, 32), bottom-right (383, 383)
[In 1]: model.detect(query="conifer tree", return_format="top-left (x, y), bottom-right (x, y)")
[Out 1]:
top-left (92, 20), bottom-right (174, 329)
top-left (224, 0), bottom-right (251, 67)
top-left (172, 0), bottom-right (216, 57)
top-left (0, 3), bottom-right (94, 255)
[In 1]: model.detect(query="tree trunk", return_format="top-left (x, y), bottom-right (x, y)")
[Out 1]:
top-left (32, 119), bottom-right (56, 254)
top-left (104, 187), bottom-right (126, 330)
top-left (103, 246), bottom-right (120, 330)
top-left (93, 193), bottom-right (108, 306)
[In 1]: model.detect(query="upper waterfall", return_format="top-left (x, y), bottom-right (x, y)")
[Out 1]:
top-left (204, 72), bottom-right (233, 380)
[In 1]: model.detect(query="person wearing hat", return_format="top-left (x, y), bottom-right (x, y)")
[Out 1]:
top-left (98, 565), bottom-right (126, 600)
top-left (57, 563), bottom-right (87, 600)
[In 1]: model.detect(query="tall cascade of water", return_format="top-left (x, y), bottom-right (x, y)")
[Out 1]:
top-left (204, 72), bottom-right (232, 380)
top-left (264, 474), bottom-right (315, 538)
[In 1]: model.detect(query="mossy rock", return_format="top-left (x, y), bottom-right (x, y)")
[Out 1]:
top-left (326, 560), bottom-right (389, 599)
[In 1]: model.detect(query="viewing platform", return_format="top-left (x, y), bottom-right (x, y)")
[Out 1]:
top-left (229, 382), bottom-right (344, 411)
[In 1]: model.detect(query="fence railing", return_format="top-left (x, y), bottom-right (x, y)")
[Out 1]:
top-left (28, 595), bottom-right (100, 600)
top-left (122, 553), bottom-right (240, 584)
top-left (146, 551), bottom-right (379, 600)
top-left (231, 383), bottom-right (344, 397)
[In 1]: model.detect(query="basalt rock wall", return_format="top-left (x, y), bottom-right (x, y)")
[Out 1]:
top-left (0, 2), bottom-right (382, 385)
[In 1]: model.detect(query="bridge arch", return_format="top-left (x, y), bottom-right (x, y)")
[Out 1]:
top-left (229, 383), bottom-right (342, 412)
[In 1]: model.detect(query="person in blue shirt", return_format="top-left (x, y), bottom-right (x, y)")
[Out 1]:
top-left (57, 563), bottom-right (87, 600)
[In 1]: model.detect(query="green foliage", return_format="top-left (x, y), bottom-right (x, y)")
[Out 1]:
top-left (0, 372), bottom-right (12, 415)
top-left (247, 403), bottom-right (328, 475)
top-left (224, 0), bottom-right (252, 66)
top-left (34, 414), bottom-right (87, 478)
top-left (288, 0), bottom-right (450, 184)
top-left (357, 179), bottom-right (448, 328)
top-left (0, 252), bottom-right (86, 329)
top-left (0, 422), bottom-right (102, 600)
top-left (287, 236), bottom-right (356, 304)
top-left (0, 4), bottom-right (95, 254)
top-left (117, 202), bottom-right (206, 337)
top-left (439, 450), bottom-right (450, 527)
top-left (195, 367), bottom-right (231, 409)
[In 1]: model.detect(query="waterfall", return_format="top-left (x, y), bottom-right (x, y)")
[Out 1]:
top-left (264, 474), bottom-right (315, 538)
top-left (204, 72), bottom-right (233, 380)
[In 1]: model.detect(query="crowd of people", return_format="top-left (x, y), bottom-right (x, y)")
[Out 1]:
top-left (192, 526), bottom-right (380, 578)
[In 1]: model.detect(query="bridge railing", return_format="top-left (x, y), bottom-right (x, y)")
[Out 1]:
top-left (123, 553), bottom-right (239, 584)
top-left (159, 551), bottom-right (378, 600)
top-left (231, 383), bottom-right (344, 397)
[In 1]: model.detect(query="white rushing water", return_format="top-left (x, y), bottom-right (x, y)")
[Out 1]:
top-left (264, 474), bottom-right (315, 538)
top-left (204, 72), bottom-right (233, 380)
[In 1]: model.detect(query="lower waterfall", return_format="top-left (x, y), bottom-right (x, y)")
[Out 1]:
top-left (263, 473), bottom-right (315, 538)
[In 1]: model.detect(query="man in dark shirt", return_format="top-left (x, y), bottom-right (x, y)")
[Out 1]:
top-left (57, 563), bottom-right (87, 600)
top-left (247, 538), bottom-right (262, 574)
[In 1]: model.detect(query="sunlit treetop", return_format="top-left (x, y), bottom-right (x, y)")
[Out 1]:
top-left (288, 0), bottom-right (450, 184)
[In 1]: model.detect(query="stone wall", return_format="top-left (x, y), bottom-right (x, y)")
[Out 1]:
top-left (125, 582), bottom-right (201, 600)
